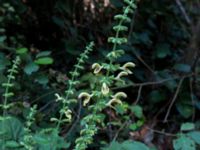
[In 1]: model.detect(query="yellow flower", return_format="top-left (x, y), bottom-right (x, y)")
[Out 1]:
top-left (64, 110), bottom-right (72, 121)
top-left (55, 93), bottom-right (64, 102)
top-left (78, 92), bottom-right (93, 106)
top-left (115, 71), bottom-right (129, 80)
top-left (120, 62), bottom-right (136, 74)
top-left (92, 63), bottom-right (103, 74)
top-left (113, 92), bottom-right (127, 99)
top-left (101, 83), bottom-right (110, 95)
top-left (106, 92), bottom-right (127, 107)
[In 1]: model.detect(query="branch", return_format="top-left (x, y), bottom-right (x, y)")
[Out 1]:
top-left (163, 77), bottom-right (185, 123)
top-left (175, 0), bottom-right (191, 25)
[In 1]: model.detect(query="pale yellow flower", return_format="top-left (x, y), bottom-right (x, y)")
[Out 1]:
top-left (92, 63), bottom-right (103, 74)
top-left (112, 92), bottom-right (127, 99)
top-left (120, 62), bottom-right (136, 74)
top-left (101, 83), bottom-right (110, 95)
top-left (115, 71), bottom-right (128, 80)
top-left (78, 92), bottom-right (93, 106)
top-left (106, 92), bottom-right (127, 107)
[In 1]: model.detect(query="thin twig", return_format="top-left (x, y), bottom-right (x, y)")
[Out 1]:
top-left (163, 77), bottom-right (185, 123)
top-left (189, 77), bottom-right (195, 121)
top-left (132, 50), bottom-right (155, 74)
top-left (112, 121), bottom-right (128, 141)
top-left (134, 85), bottom-right (143, 104)
top-left (175, 0), bottom-right (191, 25)
top-left (112, 73), bottom-right (194, 90)
top-left (146, 127), bottom-right (177, 137)
top-left (64, 100), bottom-right (82, 138)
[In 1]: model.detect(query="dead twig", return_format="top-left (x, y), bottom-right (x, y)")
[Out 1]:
top-left (146, 127), bottom-right (177, 137)
top-left (163, 77), bottom-right (185, 123)
top-left (134, 85), bottom-right (143, 104)
top-left (175, 0), bottom-right (191, 25)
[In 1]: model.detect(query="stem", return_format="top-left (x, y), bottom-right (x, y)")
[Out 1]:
top-left (56, 49), bottom-right (89, 130)
top-left (3, 71), bottom-right (13, 116)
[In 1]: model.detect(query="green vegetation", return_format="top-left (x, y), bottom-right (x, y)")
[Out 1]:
top-left (0, 0), bottom-right (200, 149)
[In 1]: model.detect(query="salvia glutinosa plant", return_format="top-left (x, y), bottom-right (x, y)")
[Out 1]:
top-left (74, 0), bottom-right (137, 149)
top-left (20, 105), bottom-right (37, 150)
top-left (0, 0), bottom-right (138, 149)
top-left (1, 56), bottom-right (21, 117)
top-left (50, 42), bottom-right (95, 129)
top-left (0, 56), bottom-right (21, 149)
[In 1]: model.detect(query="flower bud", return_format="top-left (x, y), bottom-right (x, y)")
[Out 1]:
top-left (101, 83), bottom-right (110, 95)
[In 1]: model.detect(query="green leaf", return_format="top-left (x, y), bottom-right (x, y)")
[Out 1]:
top-left (155, 43), bottom-right (171, 58)
top-left (52, 16), bottom-right (65, 28)
top-left (16, 47), bottom-right (28, 54)
top-left (0, 53), bottom-right (10, 71)
top-left (130, 105), bottom-right (143, 118)
top-left (176, 102), bottom-right (193, 119)
top-left (122, 141), bottom-right (149, 150)
top-left (129, 123), bottom-right (138, 131)
top-left (173, 135), bottom-right (195, 150)
top-left (33, 128), bottom-right (70, 150)
top-left (24, 62), bottom-right (39, 75)
top-left (36, 51), bottom-right (51, 58)
top-left (115, 103), bottom-right (128, 115)
top-left (34, 57), bottom-right (54, 65)
top-left (187, 131), bottom-right (200, 144)
top-left (174, 64), bottom-right (191, 73)
top-left (181, 123), bottom-right (195, 131)
top-left (110, 0), bottom-right (123, 7)
top-left (0, 36), bottom-right (7, 43)
top-left (35, 75), bottom-right (49, 85)
top-left (149, 90), bottom-right (166, 103)
top-left (102, 141), bottom-right (122, 150)
top-left (103, 140), bottom-right (149, 150)
top-left (5, 140), bottom-right (21, 148)
top-left (0, 116), bottom-right (24, 141)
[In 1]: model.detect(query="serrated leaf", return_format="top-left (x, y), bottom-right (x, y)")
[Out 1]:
top-left (103, 140), bottom-right (149, 150)
top-left (187, 131), bottom-right (200, 144)
top-left (181, 123), bottom-right (195, 131)
top-left (103, 141), bottom-right (122, 150)
top-left (173, 135), bottom-right (195, 150)
top-left (122, 141), bottom-right (149, 150)
top-left (130, 105), bottom-right (143, 118)
top-left (0, 116), bottom-right (24, 141)
top-left (34, 57), bottom-right (54, 65)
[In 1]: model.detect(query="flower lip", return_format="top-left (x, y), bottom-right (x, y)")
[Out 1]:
top-left (112, 92), bottom-right (127, 99)
top-left (92, 63), bottom-right (103, 74)
top-left (78, 92), bottom-right (93, 106)
top-left (115, 71), bottom-right (129, 80)
top-left (120, 62), bottom-right (136, 74)
top-left (107, 92), bottom-right (127, 107)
